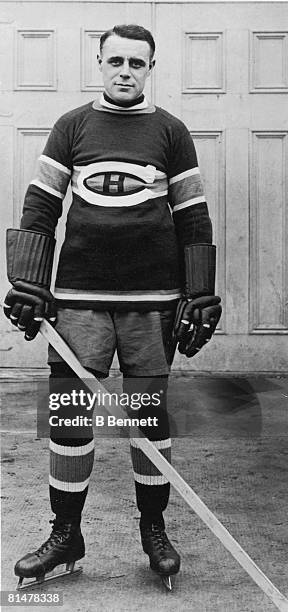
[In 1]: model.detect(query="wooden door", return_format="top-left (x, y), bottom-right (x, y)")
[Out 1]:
top-left (155, 1), bottom-right (288, 372)
top-left (0, 1), bottom-right (287, 373)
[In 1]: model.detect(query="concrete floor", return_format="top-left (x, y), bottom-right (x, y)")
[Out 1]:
top-left (1, 374), bottom-right (288, 612)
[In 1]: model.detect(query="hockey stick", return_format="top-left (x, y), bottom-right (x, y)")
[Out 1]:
top-left (37, 320), bottom-right (288, 611)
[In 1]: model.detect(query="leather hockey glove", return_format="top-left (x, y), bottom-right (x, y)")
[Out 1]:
top-left (4, 229), bottom-right (56, 340)
top-left (173, 244), bottom-right (222, 358)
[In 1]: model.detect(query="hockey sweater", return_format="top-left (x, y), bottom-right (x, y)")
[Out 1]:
top-left (20, 95), bottom-right (212, 310)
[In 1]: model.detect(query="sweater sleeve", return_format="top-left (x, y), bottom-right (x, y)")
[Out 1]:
top-left (20, 121), bottom-right (72, 236)
top-left (168, 120), bottom-right (213, 249)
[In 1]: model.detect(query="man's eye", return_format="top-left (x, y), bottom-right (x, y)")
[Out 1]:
top-left (110, 60), bottom-right (122, 67)
top-left (130, 61), bottom-right (144, 69)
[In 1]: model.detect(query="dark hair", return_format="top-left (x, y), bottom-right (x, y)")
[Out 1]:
top-left (99, 24), bottom-right (155, 59)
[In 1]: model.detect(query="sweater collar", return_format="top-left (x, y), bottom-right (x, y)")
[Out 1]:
top-left (99, 92), bottom-right (149, 112)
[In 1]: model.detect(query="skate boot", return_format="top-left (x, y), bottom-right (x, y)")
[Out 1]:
top-left (140, 520), bottom-right (180, 591)
top-left (14, 518), bottom-right (85, 590)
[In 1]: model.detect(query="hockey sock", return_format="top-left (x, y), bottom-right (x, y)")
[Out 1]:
top-left (49, 362), bottom-right (102, 521)
top-left (124, 376), bottom-right (171, 521)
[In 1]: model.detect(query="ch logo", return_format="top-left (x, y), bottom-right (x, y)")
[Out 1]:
top-left (84, 171), bottom-right (146, 197)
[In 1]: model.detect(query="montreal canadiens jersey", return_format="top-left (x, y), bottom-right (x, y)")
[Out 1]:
top-left (20, 95), bottom-right (212, 310)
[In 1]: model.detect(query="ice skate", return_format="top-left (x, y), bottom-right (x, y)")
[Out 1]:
top-left (14, 518), bottom-right (85, 590)
top-left (140, 522), bottom-right (180, 591)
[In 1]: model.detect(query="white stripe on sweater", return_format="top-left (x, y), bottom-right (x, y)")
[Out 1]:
top-left (173, 195), bottom-right (206, 212)
top-left (31, 179), bottom-right (65, 200)
top-left (169, 167), bottom-right (200, 185)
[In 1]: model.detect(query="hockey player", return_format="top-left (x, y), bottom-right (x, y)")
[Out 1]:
top-left (4, 24), bottom-right (221, 590)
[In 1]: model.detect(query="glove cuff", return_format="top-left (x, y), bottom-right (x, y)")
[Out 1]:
top-left (184, 243), bottom-right (216, 299)
top-left (6, 229), bottom-right (55, 289)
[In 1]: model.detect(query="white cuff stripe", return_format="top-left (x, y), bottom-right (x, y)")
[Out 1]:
top-left (49, 475), bottom-right (90, 492)
top-left (133, 471), bottom-right (168, 485)
top-left (31, 179), bottom-right (64, 200)
top-left (40, 155), bottom-right (71, 175)
top-left (49, 440), bottom-right (94, 456)
top-left (173, 196), bottom-right (206, 212)
top-left (130, 438), bottom-right (171, 450)
top-left (169, 167), bottom-right (200, 185)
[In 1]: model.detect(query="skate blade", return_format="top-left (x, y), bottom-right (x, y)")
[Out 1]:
top-left (16, 563), bottom-right (83, 590)
top-left (161, 575), bottom-right (172, 591)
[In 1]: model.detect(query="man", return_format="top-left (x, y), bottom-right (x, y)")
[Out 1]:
top-left (4, 24), bottom-right (221, 589)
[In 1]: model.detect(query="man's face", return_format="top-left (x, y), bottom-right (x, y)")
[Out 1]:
top-left (98, 35), bottom-right (154, 103)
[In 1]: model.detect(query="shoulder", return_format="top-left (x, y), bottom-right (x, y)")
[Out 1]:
top-left (154, 106), bottom-right (190, 134)
top-left (53, 102), bottom-right (94, 132)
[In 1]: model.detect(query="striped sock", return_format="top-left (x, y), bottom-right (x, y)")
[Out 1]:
top-left (130, 437), bottom-right (171, 486)
top-left (125, 376), bottom-right (171, 518)
top-left (48, 362), bottom-right (100, 521)
top-left (49, 437), bottom-right (94, 520)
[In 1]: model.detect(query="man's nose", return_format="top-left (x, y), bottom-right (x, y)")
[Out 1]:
top-left (119, 59), bottom-right (131, 78)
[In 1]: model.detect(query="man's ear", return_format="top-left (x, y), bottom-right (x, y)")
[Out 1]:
top-left (97, 54), bottom-right (102, 71)
top-left (147, 59), bottom-right (155, 78)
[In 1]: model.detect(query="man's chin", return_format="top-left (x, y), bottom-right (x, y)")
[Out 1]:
top-left (112, 88), bottom-right (138, 103)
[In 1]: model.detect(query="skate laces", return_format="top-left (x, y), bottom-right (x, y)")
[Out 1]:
top-left (35, 520), bottom-right (71, 556)
top-left (149, 524), bottom-right (171, 552)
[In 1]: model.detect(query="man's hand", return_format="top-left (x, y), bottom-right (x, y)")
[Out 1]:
top-left (4, 229), bottom-right (56, 340)
top-left (4, 280), bottom-right (56, 341)
top-left (173, 295), bottom-right (221, 358)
